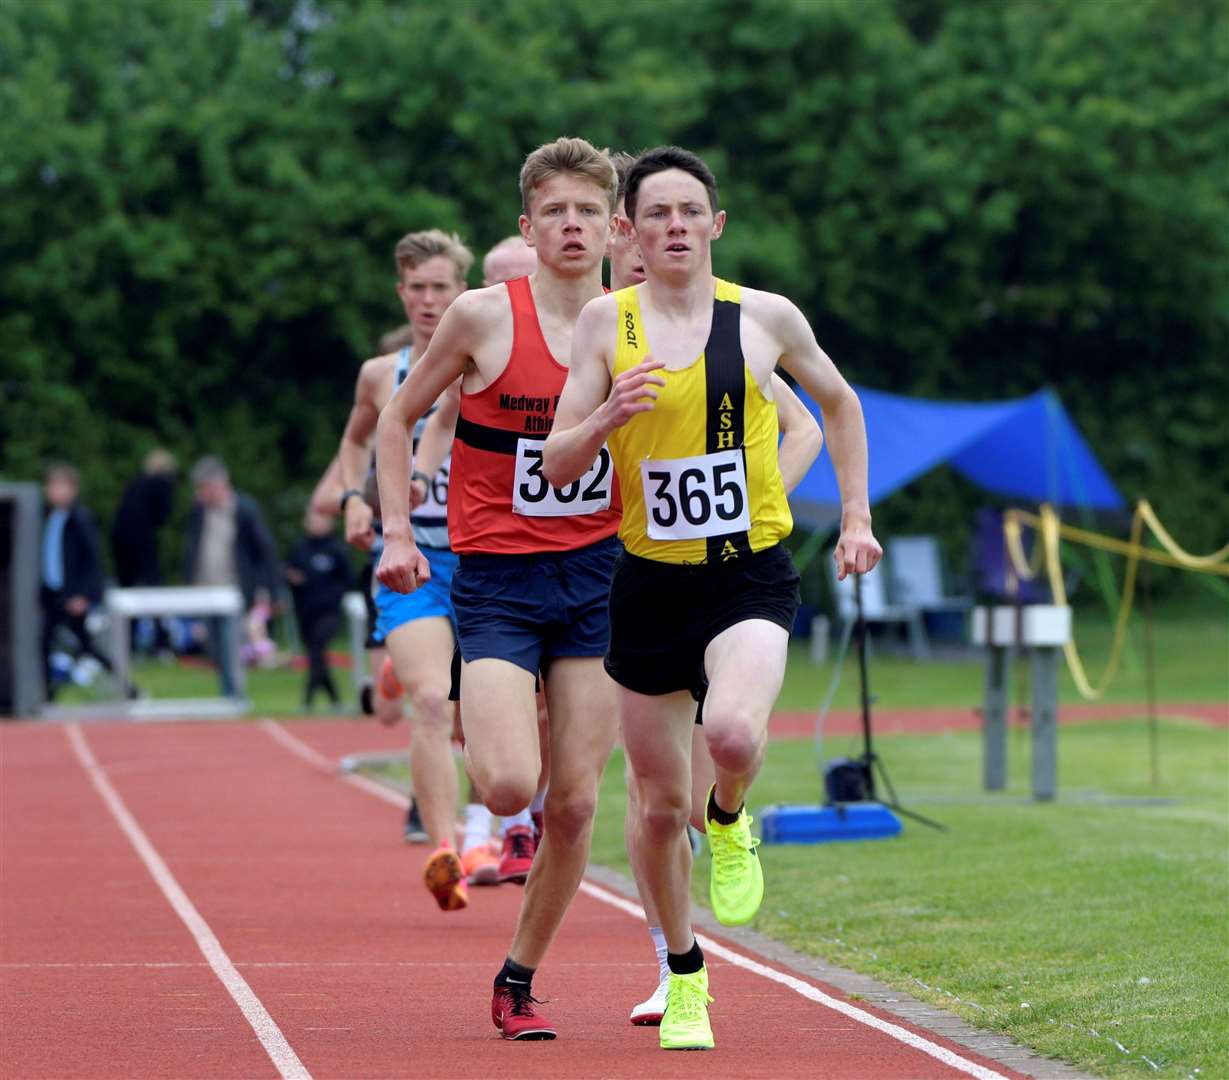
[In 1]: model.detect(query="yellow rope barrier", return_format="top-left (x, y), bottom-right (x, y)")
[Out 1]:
top-left (1002, 501), bottom-right (1229, 700)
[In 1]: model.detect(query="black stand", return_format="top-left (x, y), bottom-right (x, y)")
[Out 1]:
top-left (854, 574), bottom-right (947, 832)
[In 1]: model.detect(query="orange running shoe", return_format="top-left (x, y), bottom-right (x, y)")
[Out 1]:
top-left (462, 844), bottom-right (500, 886)
top-left (380, 655), bottom-right (404, 699)
top-left (423, 845), bottom-right (467, 912)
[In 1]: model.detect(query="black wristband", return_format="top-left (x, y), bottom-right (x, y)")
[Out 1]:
top-left (411, 470), bottom-right (431, 488)
top-left (339, 488), bottom-right (363, 512)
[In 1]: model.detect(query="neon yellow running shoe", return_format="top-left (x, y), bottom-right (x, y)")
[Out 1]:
top-left (705, 790), bottom-right (764, 926)
top-left (659, 966), bottom-right (714, 1051)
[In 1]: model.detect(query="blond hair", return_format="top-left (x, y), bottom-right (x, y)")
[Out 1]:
top-left (393, 229), bottom-right (473, 281)
top-left (519, 137), bottom-right (617, 216)
top-left (609, 151), bottom-right (636, 206)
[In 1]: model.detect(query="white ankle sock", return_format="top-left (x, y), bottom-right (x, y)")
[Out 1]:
top-left (529, 786), bottom-right (546, 814)
top-left (501, 809), bottom-right (533, 836)
top-left (649, 926), bottom-right (669, 984)
top-left (462, 803), bottom-right (492, 853)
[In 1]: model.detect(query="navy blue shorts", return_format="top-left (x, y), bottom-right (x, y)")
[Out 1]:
top-left (451, 536), bottom-right (620, 677)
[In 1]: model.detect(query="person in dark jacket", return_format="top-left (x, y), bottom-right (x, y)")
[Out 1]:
top-left (111, 448), bottom-right (178, 653)
top-left (39, 463), bottom-right (130, 700)
top-left (182, 457), bottom-right (282, 696)
top-left (286, 506), bottom-right (354, 708)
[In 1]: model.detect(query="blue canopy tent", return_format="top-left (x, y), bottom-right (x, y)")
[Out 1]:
top-left (789, 386), bottom-right (1124, 530)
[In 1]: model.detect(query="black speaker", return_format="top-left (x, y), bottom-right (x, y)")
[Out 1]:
top-left (0, 483), bottom-right (44, 716)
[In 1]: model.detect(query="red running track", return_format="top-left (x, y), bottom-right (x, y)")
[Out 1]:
top-left (1, 719), bottom-right (1029, 1080)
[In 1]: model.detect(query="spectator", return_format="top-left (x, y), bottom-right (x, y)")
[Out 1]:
top-left (182, 457), bottom-right (282, 696)
top-left (286, 506), bottom-right (354, 709)
top-left (111, 448), bottom-right (178, 653)
top-left (40, 464), bottom-right (132, 700)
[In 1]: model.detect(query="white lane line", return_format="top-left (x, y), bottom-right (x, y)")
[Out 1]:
top-left (259, 721), bottom-right (408, 809)
top-left (263, 718), bottom-right (1009, 1080)
top-left (65, 724), bottom-right (312, 1080)
top-left (577, 880), bottom-right (1010, 1080)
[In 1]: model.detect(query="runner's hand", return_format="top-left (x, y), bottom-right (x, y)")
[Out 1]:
top-left (834, 518), bottom-right (882, 581)
top-left (345, 497), bottom-right (376, 550)
top-left (409, 477), bottom-right (427, 510)
top-left (599, 356), bottom-right (666, 432)
top-left (377, 535), bottom-right (431, 594)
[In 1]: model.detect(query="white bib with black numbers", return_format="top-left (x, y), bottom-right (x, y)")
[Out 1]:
top-left (512, 439), bottom-right (613, 517)
top-left (639, 449), bottom-right (751, 541)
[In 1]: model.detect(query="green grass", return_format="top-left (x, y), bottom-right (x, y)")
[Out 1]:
top-left (778, 603), bottom-right (1229, 712)
top-left (55, 602), bottom-right (1227, 717)
top-left (586, 721), bottom-right (1229, 1080)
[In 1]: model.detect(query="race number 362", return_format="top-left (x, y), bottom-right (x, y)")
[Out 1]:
top-left (640, 449), bottom-right (751, 541)
top-left (513, 439), bottom-right (613, 517)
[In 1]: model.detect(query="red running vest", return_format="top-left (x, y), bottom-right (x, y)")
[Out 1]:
top-left (448, 276), bottom-right (621, 555)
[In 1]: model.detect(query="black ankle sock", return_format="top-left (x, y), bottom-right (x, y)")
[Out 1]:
top-left (667, 939), bottom-right (705, 976)
top-left (494, 957), bottom-right (535, 989)
top-left (707, 787), bottom-right (742, 826)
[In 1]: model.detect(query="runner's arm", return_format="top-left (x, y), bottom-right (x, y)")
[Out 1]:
top-left (410, 379), bottom-right (460, 508)
top-left (543, 298), bottom-right (664, 487)
top-left (337, 360), bottom-right (384, 548)
top-left (375, 298), bottom-right (477, 592)
top-left (770, 297), bottom-right (880, 578)
top-left (771, 373), bottom-right (822, 496)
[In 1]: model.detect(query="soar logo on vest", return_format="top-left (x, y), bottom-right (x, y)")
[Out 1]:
top-left (624, 308), bottom-right (638, 349)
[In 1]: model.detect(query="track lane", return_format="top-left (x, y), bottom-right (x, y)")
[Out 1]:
top-left (8, 718), bottom-right (1033, 1078)
top-left (0, 724), bottom-right (281, 1080)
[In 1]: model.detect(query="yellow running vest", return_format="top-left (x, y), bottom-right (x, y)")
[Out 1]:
top-left (608, 279), bottom-right (793, 564)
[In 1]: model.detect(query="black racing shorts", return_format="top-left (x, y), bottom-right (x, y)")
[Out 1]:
top-left (605, 542), bottom-right (801, 701)
top-left (450, 535), bottom-right (621, 678)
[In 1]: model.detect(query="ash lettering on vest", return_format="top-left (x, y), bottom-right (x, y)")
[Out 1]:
top-left (624, 309), bottom-right (638, 349)
top-left (716, 391), bottom-right (735, 450)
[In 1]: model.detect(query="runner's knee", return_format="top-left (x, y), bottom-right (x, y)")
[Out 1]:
top-left (704, 709), bottom-right (765, 774)
top-left (543, 787), bottom-right (597, 843)
top-left (638, 789), bottom-right (691, 842)
top-left (470, 768), bottom-right (537, 817)
top-left (409, 683), bottom-right (452, 730)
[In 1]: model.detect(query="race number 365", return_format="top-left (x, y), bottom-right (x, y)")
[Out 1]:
top-left (513, 439), bottom-right (613, 517)
top-left (640, 449), bottom-right (751, 541)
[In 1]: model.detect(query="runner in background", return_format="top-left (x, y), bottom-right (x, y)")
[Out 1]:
top-left (334, 229), bottom-right (474, 910)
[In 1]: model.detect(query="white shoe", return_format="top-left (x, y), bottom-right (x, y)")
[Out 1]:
top-left (629, 975), bottom-right (669, 1026)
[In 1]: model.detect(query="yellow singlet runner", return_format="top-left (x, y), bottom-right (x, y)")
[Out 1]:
top-left (608, 279), bottom-right (792, 565)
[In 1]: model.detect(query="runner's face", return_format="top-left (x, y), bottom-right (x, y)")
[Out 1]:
top-left (520, 174), bottom-right (612, 276)
top-left (631, 168), bottom-right (725, 280)
top-left (608, 197), bottom-right (645, 290)
top-left (396, 255), bottom-right (466, 341)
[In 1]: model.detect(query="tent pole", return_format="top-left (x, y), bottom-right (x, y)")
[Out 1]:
top-left (1142, 560), bottom-right (1159, 788)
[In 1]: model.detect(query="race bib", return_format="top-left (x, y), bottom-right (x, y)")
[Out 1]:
top-left (415, 456), bottom-right (451, 516)
top-left (640, 449), bottom-right (751, 541)
top-left (513, 439), bottom-right (613, 517)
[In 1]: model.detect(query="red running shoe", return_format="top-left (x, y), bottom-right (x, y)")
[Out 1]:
top-left (497, 825), bottom-right (535, 884)
top-left (491, 983), bottom-right (556, 1040)
top-left (531, 809), bottom-right (544, 848)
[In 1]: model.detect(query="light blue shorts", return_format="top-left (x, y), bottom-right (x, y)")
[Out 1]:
top-left (374, 546), bottom-right (458, 643)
